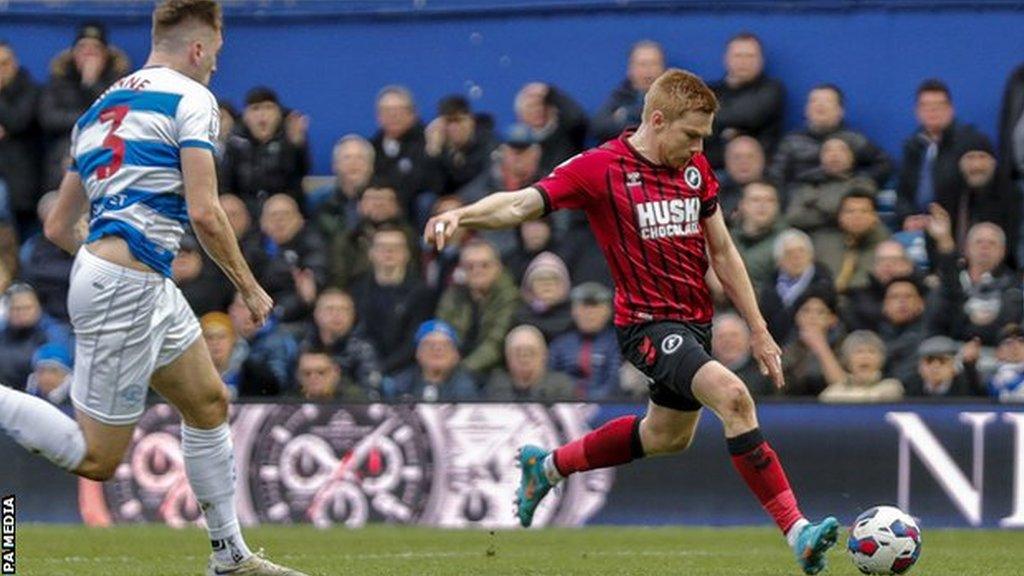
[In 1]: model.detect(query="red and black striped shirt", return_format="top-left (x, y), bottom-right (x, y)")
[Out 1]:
top-left (534, 130), bottom-right (719, 327)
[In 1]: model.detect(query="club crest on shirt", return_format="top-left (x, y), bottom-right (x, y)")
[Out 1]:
top-left (626, 171), bottom-right (642, 187)
top-left (684, 166), bottom-right (702, 189)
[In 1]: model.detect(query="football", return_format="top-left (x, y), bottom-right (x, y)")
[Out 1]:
top-left (847, 506), bottom-right (922, 575)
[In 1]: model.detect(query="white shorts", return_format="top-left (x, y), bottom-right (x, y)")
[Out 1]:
top-left (69, 248), bottom-right (201, 426)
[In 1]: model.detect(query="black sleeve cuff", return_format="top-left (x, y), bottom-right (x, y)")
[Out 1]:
top-left (700, 196), bottom-right (719, 219)
top-left (533, 184), bottom-right (554, 216)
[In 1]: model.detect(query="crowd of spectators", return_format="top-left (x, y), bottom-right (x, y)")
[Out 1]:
top-left (2, 25), bottom-right (1024, 404)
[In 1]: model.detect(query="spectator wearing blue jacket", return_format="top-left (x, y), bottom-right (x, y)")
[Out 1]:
top-left (548, 283), bottom-right (622, 400)
top-left (387, 320), bottom-right (479, 402)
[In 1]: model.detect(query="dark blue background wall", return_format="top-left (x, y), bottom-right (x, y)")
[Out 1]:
top-left (2, 1), bottom-right (1023, 174)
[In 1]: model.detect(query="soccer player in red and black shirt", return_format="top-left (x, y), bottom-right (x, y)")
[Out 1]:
top-left (424, 69), bottom-right (839, 574)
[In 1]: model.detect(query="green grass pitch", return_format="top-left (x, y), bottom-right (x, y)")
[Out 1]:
top-left (14, 524), bottom-right (1023, 575)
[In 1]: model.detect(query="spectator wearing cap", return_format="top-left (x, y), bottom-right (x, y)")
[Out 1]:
top-left (904, 336), bottom-right (983, 397)
top-left (706, 32), bottom-right (785, 169)
top-left (781, 288), bottom-right (846, 396)
top-left (947, 137), bottom-right (1019, 253)
top-left (485, 325), bottom-right (574, 401)
top-left (513, 82), bottom-right (589, 175)
top-left (988, 325), bottom-right (1024, 402)
top-left (815, 188), bottom-right (890, 295)
top-left (200, 312), bottom-right (241, 398)
top-left (437, 239), bottom-right (518, 378)
top-left (759, 228), bottom-right (835, 344)
top-left (227, 292), bottom-right (298, 396)
top-left (548, 282), bottom-right (622, 400)
top-left (387, 320), bottom-right (478, 402)
top-left (425, 95), bottom-right (497, 197)
top-left (17, 191), bottom-right (74, 322)
top-left (327, 177), bottom-right (420, 288)
top-left (818, 330), bottom-right (904, 403)
top-left (731, 181), bottom-right (785, 292)
top-left (173, 235), bottom-right (233, 317)
top-left (785, 136), bottom-right (877, 233)
top-left (843, 240), bottom-right (917, 331)
top-left (719, 136), bottom-right (767, 222)
top-left (349, 223), bottom-right (434, 375)
top-left (309, 135), bottom-right (375, 230)
top-left (0, 41), bottom-right (41, 232)
top-left (371, 86), bottom-right (434, 222)
top-left (38, 22), bottom-right (131, 190)
top-left (0, 283), bottom-right (69, 390)
top-left (257, 194), bottom-right (326, 323)
top-left (300, 288), bottom-right (382, 393)
top-left (459, 123), bottom-right (543, 205)
top-left (925, 205), bottom-right (1023, 346)
top-left (296, 348), bottom-right (375, 402)
top-left (877, 277), bottom-right (928, 384)
top-left (769, 84), bottom-right (892, 189)
top-left (24, 342), bottom-right (73, 415)
top-left (512, 252), bottom-right (574, 342)
top-left (591, 40), bottom-right (666, 143)
top-left (460, 125), bottom-right (544, 255)
top-left (220, 86), bottom-right (311, 216)
top-left (712, 313), bottom-right (772, 396)
top-left (896, 79), bottom-right (990, 228)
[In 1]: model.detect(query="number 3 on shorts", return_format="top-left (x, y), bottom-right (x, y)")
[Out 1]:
top-left (96, 105), bottom-right (130, 180)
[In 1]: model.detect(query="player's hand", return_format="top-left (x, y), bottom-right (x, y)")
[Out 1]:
top-left (751, 329), bottom-right (785, 389)
top-left (241, 285), bottom-right (274, 327)
top-left (423, 210), bottom-right (461, 251)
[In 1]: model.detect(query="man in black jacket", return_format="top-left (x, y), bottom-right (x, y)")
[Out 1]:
top-left (895, 79), bottom-right (988, 228)
top-left (769, 84), bottom-right (892, 189)
top-left (256, 194), bottom-right (326, 323)
top-left (926, 205), bottom-right (1023, 346)
top-left (0, 41), bottom-right (41, 232)
top-left (371, 85), bottom-right (434, 221)
top-left (706, 32), bottom-right (785, 168)
top-left (513, 82), bottom-right (589, 175)
top-left (38, 23), bottom-right (131, 191)
top-left (349, 224), bottom-right (433, 376)
top-left (591, 40), bottom-right (666, 143)
top-left (219, 86), bottom-right (310, 217)
top-left (425, 95), bottom-right (497, 197)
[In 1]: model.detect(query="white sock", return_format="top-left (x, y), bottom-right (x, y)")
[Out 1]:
top-left (786, 518), bottom-right (811, 548)
top-left (181, 422), bottom-right (252, 565)
top-left (0, 384), bottom-right (85, 471)
top-left (542, 453), bottom-right (563, 485)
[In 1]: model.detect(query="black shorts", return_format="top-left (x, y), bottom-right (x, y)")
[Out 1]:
top-left (617, 321), bottom-right (714, 412)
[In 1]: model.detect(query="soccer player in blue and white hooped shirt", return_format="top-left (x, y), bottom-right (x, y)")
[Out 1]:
top-left (0, 2), bottom-right (307, 574)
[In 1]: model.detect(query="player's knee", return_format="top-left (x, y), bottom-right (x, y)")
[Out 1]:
top-left (718, 379), bottom-right (756, 422)
top-left (183, 385), bottom-right (229, 428)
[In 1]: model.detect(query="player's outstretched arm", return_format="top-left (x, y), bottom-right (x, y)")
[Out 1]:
top-left (44, 171), bottom-right (90, 255)
top-left (182, 147), bottom-right (273, 326)
top-left (423, 187), bottom-right (545, 250)
top-left (703, 209), bottom-right (785, 388)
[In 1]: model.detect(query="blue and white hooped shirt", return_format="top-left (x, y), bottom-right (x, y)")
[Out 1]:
top-left (70, 66), bottom-right (219, 277)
